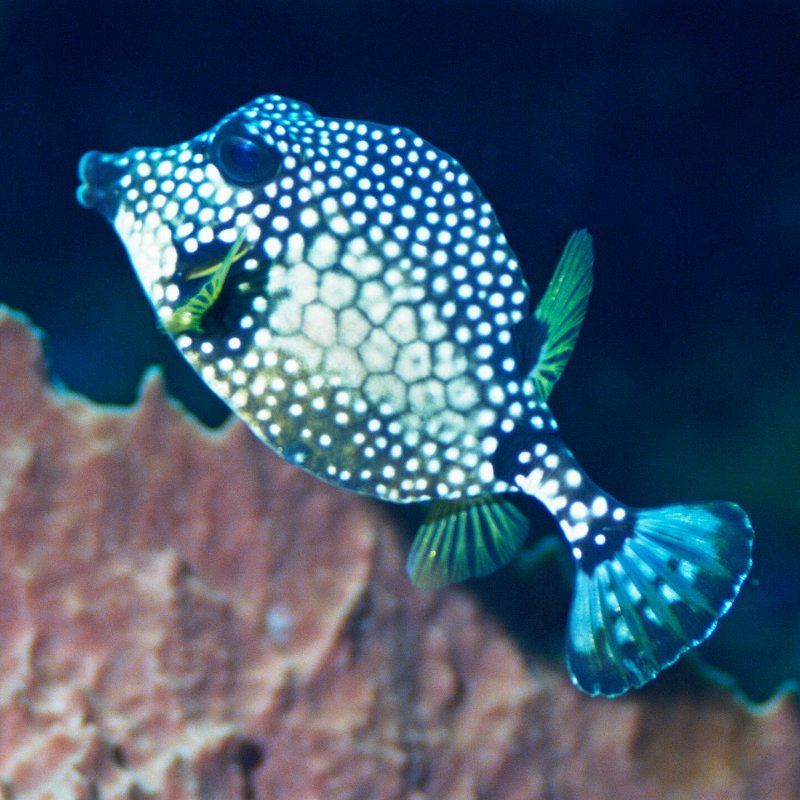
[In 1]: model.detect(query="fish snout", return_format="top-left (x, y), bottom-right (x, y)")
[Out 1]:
top-left (76, 150), bottom-right (127, 220)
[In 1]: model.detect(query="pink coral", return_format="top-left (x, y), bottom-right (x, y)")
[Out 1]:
top-left (0, 306), bottom-right (797, 799)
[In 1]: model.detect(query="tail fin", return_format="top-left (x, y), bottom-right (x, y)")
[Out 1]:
top-left (567, 502), bottom-right (753, 697)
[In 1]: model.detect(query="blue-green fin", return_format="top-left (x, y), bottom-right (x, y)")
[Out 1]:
top-left (162, 228), bottom-right (250, 335)
top-left (514, 229), bottom-right (594, 399)
top-left (567, 502), bottom-right (754, 697)
top-left (406, 496), bottom-right (530, 590)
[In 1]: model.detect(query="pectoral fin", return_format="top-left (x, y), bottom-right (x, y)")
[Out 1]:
top-left (163, 229), bottom-right (250, 335)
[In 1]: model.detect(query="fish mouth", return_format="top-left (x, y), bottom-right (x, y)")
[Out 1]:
top-left (76, 150), bottom-right (126, 220)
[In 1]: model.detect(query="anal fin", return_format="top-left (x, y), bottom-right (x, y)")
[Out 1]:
top-left (406, 496), bottom-right (530, 589)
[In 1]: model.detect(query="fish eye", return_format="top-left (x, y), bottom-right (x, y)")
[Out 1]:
top-left (211, 124), bottom-right (282, 187)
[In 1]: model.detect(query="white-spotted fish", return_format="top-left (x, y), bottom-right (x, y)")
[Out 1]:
top-left (77, 94), bottom-right (754, 696)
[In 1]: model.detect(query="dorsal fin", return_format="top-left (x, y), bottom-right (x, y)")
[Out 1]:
top-left (406, 496), bottom-right (530, 589)
top-left (513, 229), bottom-right (594, 399)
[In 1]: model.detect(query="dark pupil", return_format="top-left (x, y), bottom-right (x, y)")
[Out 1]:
top-left (216, 133), bottom-right (281, 186)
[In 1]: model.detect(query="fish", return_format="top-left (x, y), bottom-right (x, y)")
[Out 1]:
top-left (76, 94), bottom-right (754, 696)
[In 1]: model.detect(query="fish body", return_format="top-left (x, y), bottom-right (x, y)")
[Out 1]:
top-left (78, 95), bottom-right (754, 696)
top-left (81, 96), bottom-right (533, 502)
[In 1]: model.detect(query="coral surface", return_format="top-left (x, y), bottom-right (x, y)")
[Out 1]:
top-left (0, 305), bottom-right (797, 800)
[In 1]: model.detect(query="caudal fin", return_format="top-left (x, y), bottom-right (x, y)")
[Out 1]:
top-left (567, 502), bottom-right (753, 697)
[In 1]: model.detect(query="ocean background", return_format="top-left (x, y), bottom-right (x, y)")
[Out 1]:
top-left (0, 0), bottom-right (798, 703)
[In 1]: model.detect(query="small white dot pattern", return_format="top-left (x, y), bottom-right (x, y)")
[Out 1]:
top-left (104, 94), bottom-right (558, 503)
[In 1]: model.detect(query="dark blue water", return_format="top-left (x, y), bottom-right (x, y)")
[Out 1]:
top-left (0, 0), bottom-right (798, 702)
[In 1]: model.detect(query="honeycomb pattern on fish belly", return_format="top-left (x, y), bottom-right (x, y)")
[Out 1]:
top-left (179, 221), bottom-right (521, 502)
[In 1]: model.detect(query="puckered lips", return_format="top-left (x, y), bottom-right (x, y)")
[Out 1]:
top-left (76, 150), bottom-right (125, 221)
top-left (77, 149), bottom-right (248, 282)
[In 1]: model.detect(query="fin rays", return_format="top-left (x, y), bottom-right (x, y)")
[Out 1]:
top-left (566, 502), bottom-right (754, 696)
top-left (406, 496), bottom-right (529, 590)
top-left (162, 228), bottom-right (250, 336)
top-left (529, 229), bottom-right (594, 399)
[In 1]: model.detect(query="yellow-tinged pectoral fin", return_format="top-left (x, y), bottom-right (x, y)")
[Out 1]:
top-left (162, 228), bottom-right (250, 336)
top-left (406, 496), bottom-right (530, 589)
top-left (185, 231), bottom-right (251, 279)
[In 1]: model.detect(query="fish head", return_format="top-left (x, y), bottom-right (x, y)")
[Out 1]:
top-left (75, 95), bottom-right (325, 320)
